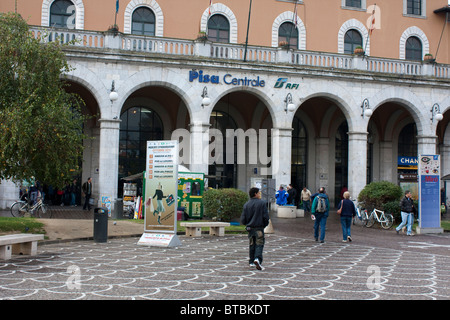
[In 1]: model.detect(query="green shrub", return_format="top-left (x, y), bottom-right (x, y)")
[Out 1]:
top-left (358, 181), bottom-right (403, 211)
top-left (203, 188), bottom-right (248, 221)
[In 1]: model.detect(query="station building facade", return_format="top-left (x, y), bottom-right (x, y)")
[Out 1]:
top-left (0, 0), bottom-right (449, 212)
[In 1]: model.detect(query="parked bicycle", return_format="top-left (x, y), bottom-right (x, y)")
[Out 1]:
top-left (352, 199), bottom-right (365, 226)
top-left (360, 208), bottom-right (393, 229)
top-left (10, 197), bottom-right (52, 218)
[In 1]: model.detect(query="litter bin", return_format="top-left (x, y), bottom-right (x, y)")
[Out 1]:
top-left (93, 207), bottom-right (108, 243)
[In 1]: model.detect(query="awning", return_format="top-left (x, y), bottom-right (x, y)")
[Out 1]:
top-left (434, 6), bottom-right (450, 14)
top-left (442, 174), bottom-right (450, 181)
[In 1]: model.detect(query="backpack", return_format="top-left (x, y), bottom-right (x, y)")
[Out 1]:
top-left (316, 196), bottom-right (327, 213)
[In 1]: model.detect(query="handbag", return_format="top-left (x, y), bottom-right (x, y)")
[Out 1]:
top-left (337, 200), bottom-right (343, 214)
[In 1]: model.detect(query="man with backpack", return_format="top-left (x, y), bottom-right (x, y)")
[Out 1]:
top-left (311, 187), bottom-right (330, 243)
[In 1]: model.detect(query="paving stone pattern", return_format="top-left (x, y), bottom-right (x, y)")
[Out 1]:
top-left (1, 234), bottom-right (449, 300)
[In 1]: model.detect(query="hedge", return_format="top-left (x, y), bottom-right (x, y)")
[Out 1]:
top-left (203, 188), bottom-right (248, 221)
top-left (357, 181), bottom-right (403, 213)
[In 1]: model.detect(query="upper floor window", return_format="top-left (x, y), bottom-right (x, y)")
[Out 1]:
top-left (278, 22), bottom-right (298, 48)
top-left (344, 29), bottom-right (362, 54)
top-left (207, 14), bottom-right (230, 43)
top-left (345, 0), bottom-right (362, 8)
top-left (132, 7), bottom-right (155, 36)
top-left (405, 36), bottom-right (422, 61)
top-left (50, 0), bottom-right (75, 29)
top-left (407, 0), bottom-right (422, 15)
top-left (404, 0), bottom-right (425, 17)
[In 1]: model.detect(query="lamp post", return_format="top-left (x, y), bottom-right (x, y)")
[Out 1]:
top-left (361, 98), bottom-right (372, 119)
top-left (431, 103), bottom-right (443, 123)
top-left (284, 93), bottom-right (295, 113)
top-left (201, 86), bottom-right (211, 108)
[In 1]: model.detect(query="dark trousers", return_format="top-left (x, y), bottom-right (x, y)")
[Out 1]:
top-left (83, 194), bottom-right (91, 210)
top-left (247, 227), bottom-right (265, 264)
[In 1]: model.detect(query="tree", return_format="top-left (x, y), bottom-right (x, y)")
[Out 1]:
top-left (0, 13), bottom-right (87, 188)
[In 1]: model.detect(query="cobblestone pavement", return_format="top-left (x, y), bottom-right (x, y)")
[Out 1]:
top-left (1, 233), bottom-right (449, 300)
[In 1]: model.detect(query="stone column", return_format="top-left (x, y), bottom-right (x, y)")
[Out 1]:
top-left (315, 137), bottom-right (330, 191)
top-left (379, 141), bottom-right (394, 183)
top-left (97, 118), bottom-right (121, 217)
top-left (417, 135), bottom-right (438, 155)
top-left (189, 123), bottom-right (210, 174)
top-left (348, 131), bottom-right (368, 199)
top-left (271, 127), bottom-right (292, 188)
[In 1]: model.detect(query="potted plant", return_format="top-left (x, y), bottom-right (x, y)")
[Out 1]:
top-left (278, 41), bottom-right (290, 50)
top-left (196, 31), bottom-right (208, 42)
top-left (424, 53), bottom-right (435, 63)
top-left (354, 46), bottom-right (364, 56)
top-left (107, 24), bottom-right (120, 36)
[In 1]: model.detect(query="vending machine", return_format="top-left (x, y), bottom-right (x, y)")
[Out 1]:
top-left (177, 172), bottom-right (205, 218)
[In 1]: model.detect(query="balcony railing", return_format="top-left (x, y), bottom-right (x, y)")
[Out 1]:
top-left (30, 26), bottom-right (450, 79)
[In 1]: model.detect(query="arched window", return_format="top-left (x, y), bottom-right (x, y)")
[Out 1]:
top-left (291, 116), bottom-right (307, 193)
top-left (119, 107), bottom-right (163, 179)
top-left (405, 36), bottom-right (422, 61)
top-left (344, 29), bottom-right (362, 54)
top-left (132, 7), bottom-right (156, 36)
top-left (209, 111), bottom-right (237, 188)
top-left (398, 123), bottom-right (417, 157)
top-left (50, 0), bottom-right (75, 28)
top-left (207, 14), bottom-right (230, 43)
top-left (278, 22), bottom-right (298, 48)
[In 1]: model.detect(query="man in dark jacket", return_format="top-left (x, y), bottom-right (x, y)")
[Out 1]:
top-left (395, 190), bottom-right (415, 236)
top-left (241, 187), bottom-right (269, 270)
top-left (82, 177), bottom-right (92, 211)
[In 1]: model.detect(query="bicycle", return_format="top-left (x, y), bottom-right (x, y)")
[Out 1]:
top-left (351, 199), bottom-right (366, 226)
top-left (10, 197), bottom-right (52, 218)
top-left (360, 208), bottom-right (393, 230)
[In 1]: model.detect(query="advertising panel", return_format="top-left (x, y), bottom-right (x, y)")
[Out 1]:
top-left (138, 140), bottom-right (181, 247)
top-left (418, 154), bottom-right (443, 233)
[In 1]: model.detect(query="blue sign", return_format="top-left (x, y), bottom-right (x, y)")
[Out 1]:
top-left (418, 155), bottom-right (441, 230)
top-left (398, 156), bottom-right (418, 166)
top-left (189, 70), bottom-right (265, 87)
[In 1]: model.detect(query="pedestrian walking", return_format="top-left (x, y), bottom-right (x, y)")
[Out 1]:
top-left (301, 187), bottom-right (312, 212)
top-left (70, 179), bottom-right (78, 207)
top-left (337, 191), bottom-right (357, 242)
top-left (241, 187), bottom-right (270, 270)
top-left (395, 190), bottom-right (415, 236)
top-left (82, 177), bottom-right (93, 211)
top-left (311, 187), bottom-right (329, 243)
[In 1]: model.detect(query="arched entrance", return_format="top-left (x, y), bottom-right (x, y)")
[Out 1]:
top-left (208, 90), bottom-right (273, 191)
top-left (118, 85), bottom-right (190, 196)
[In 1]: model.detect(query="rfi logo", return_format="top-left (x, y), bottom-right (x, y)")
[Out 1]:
top-left (274, 77), bottom-right (299, 89)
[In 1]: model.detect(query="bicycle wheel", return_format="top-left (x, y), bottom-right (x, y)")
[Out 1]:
top-left (365, 213), bottom-right (375, 228)
top-left (381, 213), bottom-right (394, 230)
top-left (10, 201), bottom-right (28, 217)
top-left (36, 204), bottom-right (52, 218)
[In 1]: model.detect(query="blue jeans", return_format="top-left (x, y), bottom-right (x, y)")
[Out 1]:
top-left (303, 200), bottom-right (311, 212)
top-left (247, 228), bottom-right (265, 264)
top-left (340, 216), bottom-right (352, 240)
top-left (313, 212), bottom-right (328, 241)
top-left (396, 211), bottom-right (414, 235)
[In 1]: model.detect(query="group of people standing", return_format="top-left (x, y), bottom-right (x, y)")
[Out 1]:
top-left (275, 184), bottom-right (313, 212)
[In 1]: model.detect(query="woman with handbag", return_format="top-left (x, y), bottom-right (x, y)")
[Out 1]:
top-left (337, 191), bottom-right (357, 242)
